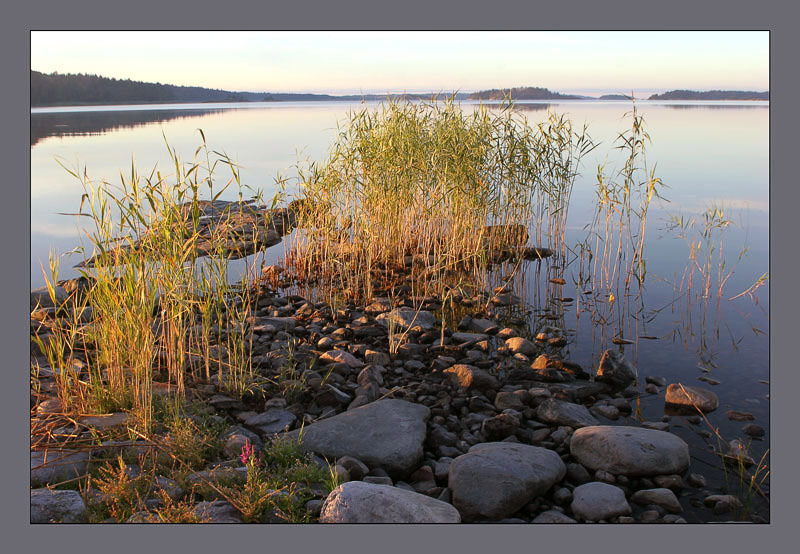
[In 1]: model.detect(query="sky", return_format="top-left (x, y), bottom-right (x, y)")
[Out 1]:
top-left (30, 31), bottom-right (769, 95)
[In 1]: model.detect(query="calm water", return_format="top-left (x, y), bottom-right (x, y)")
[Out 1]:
top-left (30, 100), bottom-right (769, 518)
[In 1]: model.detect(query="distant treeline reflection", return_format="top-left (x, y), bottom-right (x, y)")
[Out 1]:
top-left (30, 108), bottom-right (231, 146)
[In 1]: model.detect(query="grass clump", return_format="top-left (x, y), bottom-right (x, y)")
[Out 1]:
top-left (287, 97), bottom-right (595, 305)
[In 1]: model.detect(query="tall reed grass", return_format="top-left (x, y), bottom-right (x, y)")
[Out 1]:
top-left (34, 134), bottom-right (265, 431)
top-left (285, 98), bottom-right (595, 305)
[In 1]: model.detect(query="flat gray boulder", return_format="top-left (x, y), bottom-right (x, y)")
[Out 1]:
top-left (448, 442), bottom-right (566, 521)
top-left (536, 398), bottom-right (599, 428)
top-left (376, 307), bottom-right (437, 332)
top-left (245, 409), bottom-right (297, 435)
top-left (286, 399), bottom-right (429, 477)
top-left (320, 481), bottom-right (460, 523)
top-left (570, 425), bottom-right (690, 477)
top-left (570, 482), bottom-right (631, 521)
top-left (31, 449), bottom-right (90, 487)
top-left (31, 489), bottom-right (88, 523)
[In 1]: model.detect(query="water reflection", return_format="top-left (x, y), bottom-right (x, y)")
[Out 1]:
top-left (30, 108), bottom-right (236, 146)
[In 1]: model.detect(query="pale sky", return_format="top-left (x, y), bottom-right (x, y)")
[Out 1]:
top-left (30, 31), bottom-right (769, 95)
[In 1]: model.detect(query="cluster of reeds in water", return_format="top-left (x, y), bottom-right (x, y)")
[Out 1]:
top-left (285, 98), bottom-right (595, 306)
top-left (34, 135), bottom-right (266, 431)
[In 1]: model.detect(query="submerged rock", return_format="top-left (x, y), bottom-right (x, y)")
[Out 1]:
top-left (595, 349), bottom-right (636, 388)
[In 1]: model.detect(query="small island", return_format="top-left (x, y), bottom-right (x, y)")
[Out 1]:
top-left (648, 89), bottom-right (769, 101)
top-left (468, 87), bottom-right (582, 101)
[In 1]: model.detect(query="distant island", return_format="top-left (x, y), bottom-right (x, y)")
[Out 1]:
top-left (30, 71), bottom-right (467, 107)
top-left (467, 87), bottom-right (582, 101)
top-left (648, 89), bottom-right (769, 101)
top-left (30, 71), bottom-right (770, 107)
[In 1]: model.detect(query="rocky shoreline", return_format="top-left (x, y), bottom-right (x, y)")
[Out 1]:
top-left (30, 278), bottom-right (769, 524)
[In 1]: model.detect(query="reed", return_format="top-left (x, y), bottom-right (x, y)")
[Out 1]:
top-left (285, 97), bottom-right (595, 305)
top-left (37, 133), bottom-right (264, 431)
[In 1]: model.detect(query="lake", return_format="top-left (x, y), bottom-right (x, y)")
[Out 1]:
top-left (30, 99), bottom-right (769, 520)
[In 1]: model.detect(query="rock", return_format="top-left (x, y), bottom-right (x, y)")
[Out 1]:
top-left (595, 349), bottom-right (636, 388)
top-left (533, 510), bottom-right (577, 523)
top-left (536, 398), bottom-right (599, 428)
top-left (245, 409), bottom-right (297, 435)
top-left (505, 337), bottom-right (537, 356)
top-left (364, 350), bottom-right (391, 366)
top-left (286, 399), bottom-right (430, 478)
top-left (570, 426), bottom-right (690, 477)
top-left (376, 308), bottom-right (437, 332)
top-left (727, 410), bottom-right (755, 421)
top-left (30, 489), bottom-right (88, 523)
top-left (31, 285), bottom-right (68, 309)
top-left (452, 332), bottom-right (490, 344)
top-left (743, 423), bottom-right (765, 437)
top-left (631, 488), bottom-right (682, 513)
top-left (31, 449), bottom-right (90, 487)
top-left (443, 364), bottom-right (498, 391)
top-left (494, 391), bottom-right (526, 411)
top-left (665, 384), bottom-right (718, 413)
top-left (448, 442), bottom-right (566, 521)
top-left (319, 349), bottom-right (364, 368)
top-left (337, 456), bottom-right (369, 481)
top-left (320, 481), bottom-right (460, 523)
top-left (704, 494), bottom-right (743, 510)
top-left (570, 482), bottom-right (631, 521)
top-left (222, 425), bottom-right (264, 459)
top-left (481, 413), bottom-right (520, 441)
top-left (645, 376), bottom-right (667, 387)
top-left (593, 404), bottom-right (620, 420)
top-left (194, 500), bottom-right (244, 523)
top-left (468, 318), bottom-right (498, 334)
top-left (258, 316), bottom-right (296, 331)
top-left (78, 412), bottom-right (131, 431)
top-left (687, 473), bottom-right (707, 488)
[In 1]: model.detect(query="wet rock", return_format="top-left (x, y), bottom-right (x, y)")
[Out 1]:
top-left (595, 350), bottom-right (636, 388)
top-left (536, 398), bottom-right (599, 428)
top-left (665, 384), bottom-right (718, 413)
top-left (570, 482), bottom-right (631, 521)
top-left (631, 488), bottom-right (682, 513)
top-left (320, 481), bottom-right (460, 523)
top-left (645, 376), bottom-right (667, 387)
top-left (743, 423), bottom-right (765, 437)
top-left (687, 473), bottom-right (707, 488)
top-left (593, 404), bottom-right (620, 420)
top-left (286, 399), bottom-right (429, 478)
top-left (653, 474), bottom-right (683, 492)
top-left (443, 364), bottom-right (498, 391)
top-left (449, 442), bottom-right (566, 521)
top-left (570, 426), bottom-right (690, 477)
top-left (31, 489), bottom-right (88, 523)
top-left (727, 410), bottom-right (755, 421)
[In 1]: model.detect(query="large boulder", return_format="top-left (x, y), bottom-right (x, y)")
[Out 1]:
top-left (595, 349), bottom-right (636, 388)
top-left (665, 384), bottom-right (719, 413)
top-left (31, 489), bottom-right (88, 523)
top-left (570, 425), bottom-right (690, 477)
top-left (285, 399), bottom-right (429, 478)
top-left (320, 481), bottom-right (460, 523)
top-left (448, 442), bottom-right (566, 521)
top-left (536, 398), bottom-right (599, 428)
top-left (570, 482), bottom-right (631, 521)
